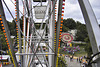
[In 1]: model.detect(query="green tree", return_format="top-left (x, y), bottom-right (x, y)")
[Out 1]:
top-left (63, 18), bottom-right (76, 29)
top-left (7, 21), bottom-right (16, 36)
top-left (7, 16), bottom-right (25, 36)
top-left (84, 37), bottom-right (93, 57)
top-left (0, 29), bottom-right (8, 51)
top-left (75, 21), bottom-right (88, 41)
top-left (62, 25), bottom-right (69, 32)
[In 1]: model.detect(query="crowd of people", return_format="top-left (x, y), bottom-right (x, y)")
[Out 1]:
top-left (62, 45), bottom-right (80, 55)
top-left (67, 55), bottom-right (88, 67)
top-left (77, 56), bottom-right (88, 67)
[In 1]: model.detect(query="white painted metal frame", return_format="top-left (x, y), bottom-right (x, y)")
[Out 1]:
top-left (78, 0), bottom-right (100, 67)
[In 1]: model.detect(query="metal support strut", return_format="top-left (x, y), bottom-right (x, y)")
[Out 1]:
top-left (0, 0), bottom-right (18, 67)
top-left (78, 0), bottom-right (100, 67)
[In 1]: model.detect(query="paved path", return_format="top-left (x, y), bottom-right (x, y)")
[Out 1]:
top-left (65, 57), bottom-right (81, 67)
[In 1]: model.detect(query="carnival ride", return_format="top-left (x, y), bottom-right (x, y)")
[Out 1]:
top-left (0, 0), bottom-right (100, 67)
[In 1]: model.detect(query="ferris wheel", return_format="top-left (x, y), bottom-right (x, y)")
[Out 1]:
top-left (0, 0), bottom-right (66, 67)
top-left (0, 0), bottom-right (100, 67)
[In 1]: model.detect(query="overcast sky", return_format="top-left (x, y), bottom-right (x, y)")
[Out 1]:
top-left (2, 0), bottom-right (100, 24)
top-left (63, 0), bottom-right (100, 24)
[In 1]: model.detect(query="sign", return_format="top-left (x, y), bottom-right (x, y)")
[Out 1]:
top-left (61, 33), bottom-right (73, 43)
top-left (34, 6), bottom-right (47, 19)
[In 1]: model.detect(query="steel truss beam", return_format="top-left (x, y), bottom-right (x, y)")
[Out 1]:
top-left (0, 0), bottom-right (18, 67)
top-left (28, 2), bottom-right (56, 66)
top-left (48, 0), bottom-right (56, 67)
top-left (23, 0), bottom-right (27, 67)
top-left (78, 0), bottom-right (100, 67)
top-left (51, 0), bottom-right (56, 67)
top-left (16, 53), bottom-right (55, 55)
top-left (23, 1), bottom-right (51, 67)
top-left (54, 0), bottom-right (63, 67)
top-left (16, 0), bottom-right (23, 67)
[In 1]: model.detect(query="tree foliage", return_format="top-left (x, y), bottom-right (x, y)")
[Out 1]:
top-left (0, 29), bottom-right (8, 51)
top-left (63, 18), bottom-right (76, 29)
top-left (84, 37), bottom-right (93, 57)
top-left (63, 18), bottom-right (88, 41)
top-left (75, 21), bottom-right (88, 41)
top-left (62, 25), bottom-right (69, 32)
top-left (62, 18), bottom-right (92, 57)
top-left (7, 21), bottom-right (16, 36)
top-left (0, 17), bottom-right (92, 56)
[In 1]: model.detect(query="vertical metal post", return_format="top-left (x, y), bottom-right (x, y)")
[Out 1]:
top-left (54, 0), bottom-right (63, 67)
top-left (0, 0), bottom-right (18, 67)
top-left (78, 0), bottom-right (100, 67)
top-left (26, 18), bottom-right (30, 66)
top-left (48, 0), bottom-right (52, 67)
top-left (27, 0), bottom-right (32, 66)
top-left (51, 0), bottom-right (56, 67)
top-left (48, 1), bottom-right (52, 67)
top-left (48, 13), bottom-right (52, 67)
top-left (24, 0), bottom-right (31, 66)
top-left (48, 0), bottom-right (56, 67)
top-left (23, 0), bottom-right (27, 67)
top-left (16, 0), bottom-right (23, 67)
top-left (25, 0), bottom-right (30, 16)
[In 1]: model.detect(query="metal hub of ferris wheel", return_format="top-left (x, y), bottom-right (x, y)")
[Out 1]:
top-left (0, 0), bottom-right (100, 67)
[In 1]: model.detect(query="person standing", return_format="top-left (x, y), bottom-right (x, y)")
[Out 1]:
top-left (77, 58), bottom-right (78, 62)
top-left (79, 57), bottom-right (81, 63)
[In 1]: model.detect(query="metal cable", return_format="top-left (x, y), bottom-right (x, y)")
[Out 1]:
top-left (39, 1), bottom-right (50, 31)
top-left (10, 0), bottom-right (23, 15)
top-left (29, 0), bottom-right (57, 66)
top-left (34, 0), bottom-right (57, 53)
top-left (29, 3), bottom-right (57, 66)
top-left (3, 0), bottom-right (44, 67)
top-left (10, 0), bottom-right (40, 18)
top-left (4, 0), bottom-right (57, 55)
top-left (3, 0), bottom-right (59, 66)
